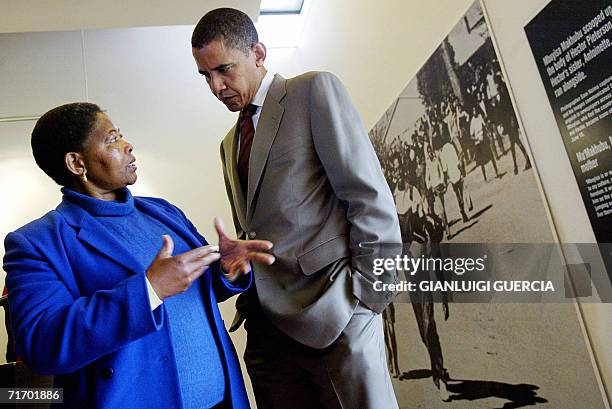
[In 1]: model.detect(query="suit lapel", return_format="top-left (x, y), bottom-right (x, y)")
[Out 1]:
top-left (247, 74), bottom-right (286, 222)
top-left (223, 125), bottom-right (248, 231)
top-left (57, 200), bottom-right (146, 275)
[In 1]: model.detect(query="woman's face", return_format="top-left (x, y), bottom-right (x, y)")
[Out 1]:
top-left (81, 112), bottom-right (137, 196)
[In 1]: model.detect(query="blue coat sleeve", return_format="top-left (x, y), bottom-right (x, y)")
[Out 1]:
top-left (3, 231), bottom-right (164, 375)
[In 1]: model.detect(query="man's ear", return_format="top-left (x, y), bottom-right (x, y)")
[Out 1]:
top-left (65, 152), bottom-right (86, 177)
top-left (252, 42), bottom-right (267, 67)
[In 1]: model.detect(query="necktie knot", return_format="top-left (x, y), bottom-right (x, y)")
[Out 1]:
top-left (240, 104), bottom-right (258, 123)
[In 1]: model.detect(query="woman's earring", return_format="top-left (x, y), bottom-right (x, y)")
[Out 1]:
top-left (80, 172), bottom-right (88, 183)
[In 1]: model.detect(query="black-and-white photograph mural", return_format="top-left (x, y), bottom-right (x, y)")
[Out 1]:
top-left (370, 2), bottom-right (607, 408)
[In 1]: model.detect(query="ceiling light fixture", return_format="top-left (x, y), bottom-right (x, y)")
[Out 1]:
top-left (260, 0), bottom-right (305, 15)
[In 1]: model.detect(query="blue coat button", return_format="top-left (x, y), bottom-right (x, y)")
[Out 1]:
top-left (102, 367), bottom-right (114, 379)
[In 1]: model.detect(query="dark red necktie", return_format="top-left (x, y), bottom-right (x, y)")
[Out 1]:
top-left (237, 104), bottom-right (258, 195)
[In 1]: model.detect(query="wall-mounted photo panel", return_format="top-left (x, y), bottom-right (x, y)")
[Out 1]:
top-left (369, 1), bottom-right (607, 407)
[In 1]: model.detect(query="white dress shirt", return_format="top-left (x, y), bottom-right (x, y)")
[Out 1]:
top-left (237, 70), bottom-right (276, 158)
top-left (251, 69), bottom-right (276, 130)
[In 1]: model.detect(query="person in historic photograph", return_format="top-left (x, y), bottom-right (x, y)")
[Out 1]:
top-left (382, 303), bottom-right (401, 379)
top-left (425, 143), bottom-right (450, 236)
top-left (440, 140), bottom-right (469, 226)
top-left (470, 104), bottom-right (502, 182)
top-left (191, 7), bottom-right (401, 409)
top-left (495, 73), bottom-right (532, 174)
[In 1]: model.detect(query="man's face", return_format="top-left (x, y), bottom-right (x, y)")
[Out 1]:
top-left (192, 37), bottom-right (264, 112)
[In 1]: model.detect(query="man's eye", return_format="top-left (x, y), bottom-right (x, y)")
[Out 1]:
top-left (219, 65), bottom-right (231, 73)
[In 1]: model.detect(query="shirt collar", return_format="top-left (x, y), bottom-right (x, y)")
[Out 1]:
top-left (251, 70), bottom-right (275, 108)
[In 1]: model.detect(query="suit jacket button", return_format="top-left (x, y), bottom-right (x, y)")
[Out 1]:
top-left (102, 367), bottom-right (114, 379)
top-left (248, 232), bottom-right (257, 239)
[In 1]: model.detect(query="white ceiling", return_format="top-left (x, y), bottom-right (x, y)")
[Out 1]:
top-left (0, 0), bottom-right (261, 33)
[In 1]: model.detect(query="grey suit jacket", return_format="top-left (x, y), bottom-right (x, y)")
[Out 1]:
top-left (220, 72), bottom-right (401, 348)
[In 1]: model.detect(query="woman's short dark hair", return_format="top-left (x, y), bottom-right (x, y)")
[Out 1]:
top-left (31, 102), bottom-right (102, 186)
top-left (191, 8), bottom-right (258, 54)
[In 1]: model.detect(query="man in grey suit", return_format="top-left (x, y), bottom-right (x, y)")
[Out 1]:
top-left (191, 8), bottom-right (401, 409)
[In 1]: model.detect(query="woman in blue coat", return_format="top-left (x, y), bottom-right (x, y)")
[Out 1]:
top-left (3, 102), bottom-right (274, 408)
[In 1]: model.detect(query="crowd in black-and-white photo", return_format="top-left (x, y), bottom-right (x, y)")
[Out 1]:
top-left (371, 56), bottom-right (532, 244)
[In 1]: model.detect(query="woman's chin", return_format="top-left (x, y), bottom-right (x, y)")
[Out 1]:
top-left (126, 174), bottom-right (138, 186)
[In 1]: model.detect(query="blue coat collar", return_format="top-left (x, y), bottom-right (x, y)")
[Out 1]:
top-left (56, 195), bottom-right (205, 275)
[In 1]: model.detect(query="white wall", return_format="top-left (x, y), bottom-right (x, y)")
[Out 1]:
top-left (0, 0), bottom-right (609, 404)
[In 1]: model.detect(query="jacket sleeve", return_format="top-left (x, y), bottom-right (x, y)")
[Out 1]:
top-left (309, 72), bottom-right (402, 311)
top-left (3, 231), bottom-right (164, 375)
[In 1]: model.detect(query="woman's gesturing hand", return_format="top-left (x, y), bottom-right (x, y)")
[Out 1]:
top-left (146, 235), bottom-right (221, 299)
top-left (214, 217), bottom-right (275, 283)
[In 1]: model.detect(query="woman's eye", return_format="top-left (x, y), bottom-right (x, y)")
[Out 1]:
top-left (108, 132), bottom-right (123, 143)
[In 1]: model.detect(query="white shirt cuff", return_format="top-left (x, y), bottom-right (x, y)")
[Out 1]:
top-left (145, 277), bottom-right (163, 310)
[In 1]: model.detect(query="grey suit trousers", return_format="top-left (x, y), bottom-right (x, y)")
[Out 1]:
top-left (244, 302), bottom-right (399, 409)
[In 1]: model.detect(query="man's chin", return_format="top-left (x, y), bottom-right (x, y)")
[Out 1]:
top-left (222, 98), bottom-right (244, 112)
top-left (224, 102), bottom-right (242, 112)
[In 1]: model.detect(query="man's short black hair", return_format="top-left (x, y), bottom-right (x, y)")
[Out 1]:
top-left (31, 102), bottom-right (102, 187)
top-left (191, 7), bottom-right (259, 54)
